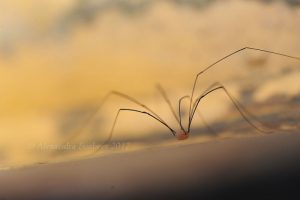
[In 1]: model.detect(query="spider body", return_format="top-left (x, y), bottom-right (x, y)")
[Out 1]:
top-left (176, 131), bottom-right (189, 140)
top-left (62, 47), bottom-right (300, 153)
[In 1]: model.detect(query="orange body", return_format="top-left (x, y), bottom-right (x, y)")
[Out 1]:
top-left (176, 131), bottom-right (189, 140)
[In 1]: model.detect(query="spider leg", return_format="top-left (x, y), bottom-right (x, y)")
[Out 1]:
top-left (178, 95), bottom-right (189, 132)
top-left (62, 90), bottom-right (167, 144)
top-left (178, 95), bottom-right (216, 135)
top-left (189, 82), bottom-right (225, 123)
top-left (188, 47), bottom-right (300, 125)
top-left (196, 110), bottom-right (217, 135)
top-left (156, 84), bottom-right (218, 134)
top-left (93, 108), bottom-right (176, 154)
top-left (156, 84), bottom-right (181, 124)
top-left (189, 82), bottom-right (273, 134)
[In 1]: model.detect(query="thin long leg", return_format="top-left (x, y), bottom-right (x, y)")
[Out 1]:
top-left (156, 83), bottom-right (217, 133)
top-left (189, 82), bottom-right (224, 121)
top-left (93, 108), bottom-right (176, 154)
top-left (189, 83), bottom-right (273, 134)
top-left (62, 90), bottom-right (167, 145)
top-left (188, 47), bottom-right (300, 126)
top-left (196, 110), bottom-right (217, 135)
top-left (191, 83), bottom-right (270, 126)
top-left (178, 95), bottom-right (216, 135)
top-left (156, 84), bottom-right (181, 124)
top-left (178, 95), bottom-right (189, 132)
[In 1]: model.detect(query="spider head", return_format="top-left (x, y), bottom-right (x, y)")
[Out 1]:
top-left (176, 131), bottom-right (189, 140)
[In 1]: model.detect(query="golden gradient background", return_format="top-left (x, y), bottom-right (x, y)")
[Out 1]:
top-left (0, 0), bottom-right (300, 168)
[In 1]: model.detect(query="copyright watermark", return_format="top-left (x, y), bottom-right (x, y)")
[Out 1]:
top-left (33, 141), bottom-right (129, 152)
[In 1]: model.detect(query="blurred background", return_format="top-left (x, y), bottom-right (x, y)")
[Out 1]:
top-left (0, 0), bottom-right (300, 168)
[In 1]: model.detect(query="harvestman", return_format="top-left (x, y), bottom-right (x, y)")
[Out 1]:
top-left (65, 47), bottom-right (300, 152)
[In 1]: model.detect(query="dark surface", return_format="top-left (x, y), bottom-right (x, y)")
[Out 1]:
top-left (0, 132), bottom-right (300, 200)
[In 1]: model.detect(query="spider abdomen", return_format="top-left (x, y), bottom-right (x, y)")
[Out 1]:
top-left (176, 132), bottom-right (189, 140)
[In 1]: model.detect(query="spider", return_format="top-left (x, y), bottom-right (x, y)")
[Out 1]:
top-left (64, 47), bottom-right (300, 152)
